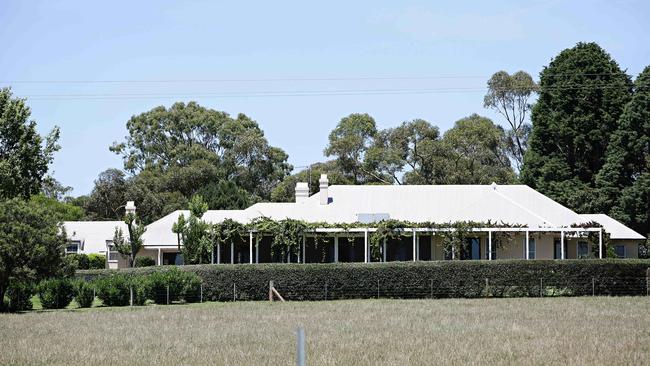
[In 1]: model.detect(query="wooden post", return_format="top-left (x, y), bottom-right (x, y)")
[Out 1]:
top-left (269, 280), bottom-right (274, 302)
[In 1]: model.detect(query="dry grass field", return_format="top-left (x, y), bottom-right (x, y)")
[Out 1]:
top-left (0, 297), bottom-right (648, 365)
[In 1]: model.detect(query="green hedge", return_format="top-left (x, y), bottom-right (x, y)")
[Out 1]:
top-left (77, 259), bottom-right (650, 301)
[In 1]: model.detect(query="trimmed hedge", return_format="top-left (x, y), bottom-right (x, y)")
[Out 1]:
top-left (88, 254), bottom-right (106, 269)
top-left (77, 259), bottom-right (650, 301)
top-left (74, 280), bottom-right (95, 308)
top-left (38, 278), bottom-right (75, 309)
top-left (135, 256), bottom-right (156, 268)
top-left (6, 282), bottom-right (34, 312)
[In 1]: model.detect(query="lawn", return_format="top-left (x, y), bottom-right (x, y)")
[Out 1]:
top-left (0, 297), bottom-right (648, 365)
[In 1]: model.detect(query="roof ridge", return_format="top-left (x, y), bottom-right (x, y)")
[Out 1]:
top-left (490, 186), bottom-right (557, 226)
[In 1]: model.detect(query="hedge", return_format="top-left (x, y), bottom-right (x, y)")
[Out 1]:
top-left (77, 259), bottom-right (650, 301)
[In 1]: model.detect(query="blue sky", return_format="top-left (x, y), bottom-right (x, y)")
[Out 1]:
top-left (1, 0), bottom-right (648, 195)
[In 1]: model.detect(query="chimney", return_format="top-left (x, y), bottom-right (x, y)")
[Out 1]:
top-left (125, 201), bottom-right (136, 215)
top-left (295, 182), bottom-right (309, 203)
top-left (319, 174), bottom-right (329, 205)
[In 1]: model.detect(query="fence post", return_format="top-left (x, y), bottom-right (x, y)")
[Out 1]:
top-left (485, 278), bottom-right (489, 298)
top-left (592, 277), bottom-right (595, 296)
top-left (200, 283), bottom-right (203, 303)
top-left (129, 285), bottom-right (134, 306)
top-left (269, 281), bottom-right (274, 302)
top-left (539, 278), bottom-right (543, 298)
top-left (296, 327), bottom-right (306, 366)
top-left (233, 283), bottom-right (236, 302)
top-left (430, 279), bottom-right (433, 299)
top-left (166, 285), bottom-right (170, 305)
top-left (324, 281), bottom-right (328, 301)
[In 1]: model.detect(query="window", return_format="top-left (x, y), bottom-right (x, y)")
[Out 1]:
top-left (65, 241), bottom-right (79, 254)
top-left (461, 238), bottom-right (480, 260)
top-left (527, 238), bottom-right (536, 259)
top-left (107, 242), bottom-right (119, 262)
top-left (577, 241), bottom-right (589, 258)
top-left (614, 245), bottom-right (626, 258)
top-left (554, 239), bottom-right (567, 259)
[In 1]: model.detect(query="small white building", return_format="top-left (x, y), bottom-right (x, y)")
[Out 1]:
top-left (64, 176), bottom-right (646, 268)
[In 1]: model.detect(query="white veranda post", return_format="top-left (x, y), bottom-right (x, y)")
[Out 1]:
top-left (525, 230), bottom-right (530, 260)
top-left (488, 230), bottom-right (492, 260)
top-left (599, 228), bottom-right (603, 259)
top-left (560, 230), bottom-right (565, 260)
top-left (412, 229), bottom-right (416, 262)
top-left (334, 236), bottom-right (339, 263)
top-left (249, 231), bottom-right (253, 264)
top-left (364, 229), bottom-right (369, 263)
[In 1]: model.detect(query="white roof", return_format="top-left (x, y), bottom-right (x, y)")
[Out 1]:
top-left (579, 214), bottom-right (645, 240)
top-left (141, 184), bottom-right (598, 247)
top-left (63, 221), bottom-right (128, 254)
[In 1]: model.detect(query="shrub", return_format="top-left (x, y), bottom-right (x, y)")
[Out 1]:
top-left (76, 259), bottom-right (650, 301)
top-left (6, 282), bottom-right (34, 312)
top-left (38, 278), bottom-right (75, 309)
top-left (74, 280), bottom-right (95, 308)
top-left (144, 267), bottom-right (201, 304)
top-left (94, 274), bottom-right (147, 307)
top-left (66, 253), bottom-right (90, 270)
top-left (135, 256), bottom-right (156, 268)
top-left (88, 254), bottom-right (106, 269)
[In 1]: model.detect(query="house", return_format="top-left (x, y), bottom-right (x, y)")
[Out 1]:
top-left (64, 175), bottom-right (645, 268)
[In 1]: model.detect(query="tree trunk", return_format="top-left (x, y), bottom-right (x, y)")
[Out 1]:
top-left (0, 284), bottom-right (7, 312)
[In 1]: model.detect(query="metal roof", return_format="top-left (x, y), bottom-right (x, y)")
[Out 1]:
top-left (579, 214), bottom-right (645, 240)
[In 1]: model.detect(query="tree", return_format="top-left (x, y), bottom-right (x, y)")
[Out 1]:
top-left (0, 88), bottom-right (60, 199)
top-left (484, 71), bottom-right (538, 171)
top-left (197, 180), bottom-right (251, 210)
top-left (324, 113), bottom-right (378, 184)
top-left (110, 102), bottom-right (291, 201)
top-left (112, 212), bottom-right (146, 268)
top-left (441, 114), bottom-right (515, 184)
top-left (84, 169), bottom-right (128, 220)
top-left (178, 195), bottom-right (211, 264)
top-left (0, 198), bottom-right (67, 312)
top-left (30, 194), bottom-right (85, 221)
top-left (521, 42), bottom-right (633, 212)
top-left (596, 66), bottom-right (650, 238)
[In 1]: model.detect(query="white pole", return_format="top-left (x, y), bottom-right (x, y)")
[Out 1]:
top-left (560, 230), bottom-right (565, 260)
top-left (302, 235), bottom-right (306, 264)
top-left (217, 244), bottom-right (221, 264)
top-left (157, 248), bottom-right (162, 266)
top-left (382, 238), bottom-right (387, 262)
top-left (249, 231), bottom-right (253, 264)
top-left (599, 228), bottom-right (603, 259)
top-left (525, 230), bottom-right (530, 260)
top-left (412, 229), bottom-right (417, 262)
top-left (334, 236), bottom-right (339, 263)
top-left (211, 247), bottom-right (214, 264)
top-left (488, 230), bottom-right (492, 261)
top-left (230, 241), bottom-right (234, 264)
top-left (364, 229), bottom-right (369, 263)
top-left (416, 233), bottom-right (420, 260)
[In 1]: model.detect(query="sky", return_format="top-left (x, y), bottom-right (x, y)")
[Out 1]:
top-left (1, 0), bottom-right (648, 195)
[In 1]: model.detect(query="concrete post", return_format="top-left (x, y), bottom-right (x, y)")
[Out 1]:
top-left (249, 231), bottom-right (253, 264)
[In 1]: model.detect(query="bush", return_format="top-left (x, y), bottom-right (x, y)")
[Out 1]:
top-left (66, 253), bottom-right (90, 270)
top-left (38, 278), bottom-right (75, 309)
top-left (6, 282), bottom-right (34, 312)
top-left (135, 256), bottom-right (156, 267)
top-left (74, 280), bottom-right (95, 308)
top-left (88, 254), bottom-right (106, 269)
top-left (94, 274), bottom-right (146, 307)
top-left (144, 267), bottom-right (201, 304)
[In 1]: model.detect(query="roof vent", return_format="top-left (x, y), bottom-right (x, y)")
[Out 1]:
top-left (491, 182), bottom-right (497, 190)
top-left (295, 182), bottom-right (309, 203)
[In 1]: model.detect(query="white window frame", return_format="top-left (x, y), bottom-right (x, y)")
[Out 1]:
top-left (106, 241), bottom-right (119, 262)
top-left (65, 241), bottom-right (80, 255)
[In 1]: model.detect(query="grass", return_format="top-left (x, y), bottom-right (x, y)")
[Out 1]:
top-left (0, 297), bottom-right (648, 365)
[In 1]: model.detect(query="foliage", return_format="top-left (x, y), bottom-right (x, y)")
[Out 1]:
top-left (324, 113), bottom-right (378, 184)
top-left (144, 267), bottom-right (201, 304)
top-left (112, 212), bottom-right (146, 268)
top-left (74, 280), bottom-right (95, 308)
top-left (0, 198), bottom-right (67, 312)
top-left (30, 194), bottom-right (84, 221)
top-left (37, 278), bottom-right (75, 309)
top-left (179, 195), bottom-right (211, 264)
top-left (65, 253), bottom-right (90, 270)
top-left (271, 161), bottom-right (351, 202)
top-left (596, 66), bottom-right (650, 238)
top-left (484, 70), bottom-right (538, 170)
top-left (88, 254), bottom-right (106, 270)
top-left (134, 256), bottom-right (155, 267)
top-left (212, 218), bottom-right (246, 253)
top-left (521, 42), bottom-right (633, 212)
top-left (197, 180), bottom-right (251, 210)
top-left (93, 273), bottom-right (146, 307)
top-left (5, 282), bottom-right (34, 312)
top-left (251, 217), bottom-right (309, 261)
top-left (78, 260), bottom-right (650, 301)
top-left (0, 88), bottom-right (61, 199)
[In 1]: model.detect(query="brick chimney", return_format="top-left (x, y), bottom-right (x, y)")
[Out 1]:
top-left (295, 182), bottom-right (309, 203)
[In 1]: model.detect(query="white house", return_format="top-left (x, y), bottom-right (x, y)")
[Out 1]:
top-left (64, 175), bottom-right (646, 268)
